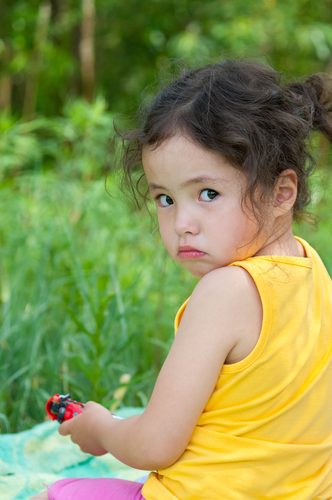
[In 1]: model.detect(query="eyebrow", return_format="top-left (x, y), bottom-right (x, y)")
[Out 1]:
top-left (148, 176), bottom-right (226, 191)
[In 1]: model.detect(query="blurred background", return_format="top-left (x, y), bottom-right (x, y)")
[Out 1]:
top-left (1, 0), bottom-right (331, 432)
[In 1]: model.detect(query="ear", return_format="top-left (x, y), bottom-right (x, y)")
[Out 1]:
top-left (272, 169), bottom-right (298, 217)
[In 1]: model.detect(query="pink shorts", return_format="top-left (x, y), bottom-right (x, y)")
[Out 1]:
top-left (48, 478), bottom-right (145, 499)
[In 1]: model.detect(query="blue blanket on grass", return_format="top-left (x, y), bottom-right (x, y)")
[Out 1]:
top-left (0, 408), bottom-right (145, 500)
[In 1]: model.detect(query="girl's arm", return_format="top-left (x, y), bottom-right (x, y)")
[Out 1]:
top-left (59, 265), bottom-right (262, 470)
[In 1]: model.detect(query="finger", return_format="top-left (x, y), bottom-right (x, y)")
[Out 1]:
top-left (58, 420), bottom-right (72, 436)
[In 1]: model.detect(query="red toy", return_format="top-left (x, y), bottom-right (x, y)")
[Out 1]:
top-left (46, 393), bottom-right (84, 423)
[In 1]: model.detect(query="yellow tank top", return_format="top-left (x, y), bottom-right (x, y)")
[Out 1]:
top-left (142, 238), bottom-right (332, 499)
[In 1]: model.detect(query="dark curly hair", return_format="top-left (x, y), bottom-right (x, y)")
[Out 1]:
top-left (121, 59), bottom-right (332, 219)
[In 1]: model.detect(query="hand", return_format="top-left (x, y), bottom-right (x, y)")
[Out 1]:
top-left (58, 401), bottom-right (112, 456)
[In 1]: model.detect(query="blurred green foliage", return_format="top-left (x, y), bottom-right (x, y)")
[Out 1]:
top-left (1, 0), bottom-right (332, 117)
top-left (0, 173), bottom-right (195, 431)
top-left (0, 98), bottom-right (115, 179)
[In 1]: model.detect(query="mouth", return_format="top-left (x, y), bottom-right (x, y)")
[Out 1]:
top-left (178, 245), bottom-right (206, 259)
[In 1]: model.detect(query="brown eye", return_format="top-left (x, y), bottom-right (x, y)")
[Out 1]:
top-left (200, 189), bottom-right (219, 201)
top-left (157, 194), bottom-right (173, 207)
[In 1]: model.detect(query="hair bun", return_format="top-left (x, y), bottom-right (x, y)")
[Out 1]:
top-left (305, 73), bottom-right (332, 139)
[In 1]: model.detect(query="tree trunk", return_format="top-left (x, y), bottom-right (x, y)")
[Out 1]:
top-left (23, 2), bottom-right (51, 120)
top-left (0, 76), bottom-right (11, 112)
top-left (0, 42), bottom-right (12, 112)
top-left (80, 0), bottom-right (96, 102)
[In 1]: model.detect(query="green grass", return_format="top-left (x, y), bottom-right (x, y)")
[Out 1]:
top-left (0, 172), bottom-right (194, 432)
top-left (0, 168), bottom-right (331, 433)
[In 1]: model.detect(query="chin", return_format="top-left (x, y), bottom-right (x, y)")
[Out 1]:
top-left (190, 270), bottom-right (206, 278)
top-left (185, 263), bottom-right (217, 278)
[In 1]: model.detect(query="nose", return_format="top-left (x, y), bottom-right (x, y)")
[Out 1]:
top-left (174, 206), bottom-right (199, 236)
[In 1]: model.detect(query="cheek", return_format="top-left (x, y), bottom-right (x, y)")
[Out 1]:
top-left (221, 205), bottom-right (257, 241)
top-left (215, 204), bottom-right (245, 230)
top-left (157, 216), bottom-right (173, 248)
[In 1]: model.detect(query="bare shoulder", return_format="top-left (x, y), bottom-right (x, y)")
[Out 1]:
top-left (189, 265), bottom-right (260, 310)
top-left (186, 266), bottom-right (263, 364)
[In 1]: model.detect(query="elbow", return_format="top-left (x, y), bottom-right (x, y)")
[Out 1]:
top-left (116, 413), bottom-right (187, 470)
top-left (107, 435), bottom-right (183, 471)
top-left (114, 449), bottom-right (179, 472)
top-left (151, 453), bottom-right (178, 471)
top-left (150, 455), bottom-right (179, 471)
top-left (137, 439), bottom-right (185, 471)
top-left (132, 453), bottom-right (180, 472)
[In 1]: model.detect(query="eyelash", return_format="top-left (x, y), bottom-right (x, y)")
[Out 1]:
top-left (155, 189), bottom-right (219, 207)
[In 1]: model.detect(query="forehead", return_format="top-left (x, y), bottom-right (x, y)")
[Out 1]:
top-left (142, 135), bottom-right (244, 188)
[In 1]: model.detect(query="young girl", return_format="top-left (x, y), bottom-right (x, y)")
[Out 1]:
top-left (34, 60), bottom-right (332, 499)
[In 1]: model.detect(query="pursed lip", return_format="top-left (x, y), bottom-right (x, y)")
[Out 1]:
top-left (178, 245), bottom-right (206, 259)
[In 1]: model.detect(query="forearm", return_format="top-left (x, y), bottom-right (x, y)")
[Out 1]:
top-left (93, 411), bottom-right (162, 470)
top-left (59, 400), bottom-right (183, 470)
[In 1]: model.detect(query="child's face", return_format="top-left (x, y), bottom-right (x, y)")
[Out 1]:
top-left (142, 135), bottom-right (271, 277)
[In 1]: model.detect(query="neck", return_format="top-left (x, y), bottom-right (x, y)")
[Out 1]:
top-left (256, 226), bottom-right (305, 258)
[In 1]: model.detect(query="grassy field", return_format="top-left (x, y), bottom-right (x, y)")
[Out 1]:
top-left (0, 168), bottom-right (331, 433)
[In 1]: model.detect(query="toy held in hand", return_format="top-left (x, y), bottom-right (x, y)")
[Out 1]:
top-left (46, 393), bottom-right (85, 423)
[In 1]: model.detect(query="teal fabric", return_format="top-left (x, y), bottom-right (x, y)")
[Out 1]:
top-left (0, 408), bottom-right (145, 500)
